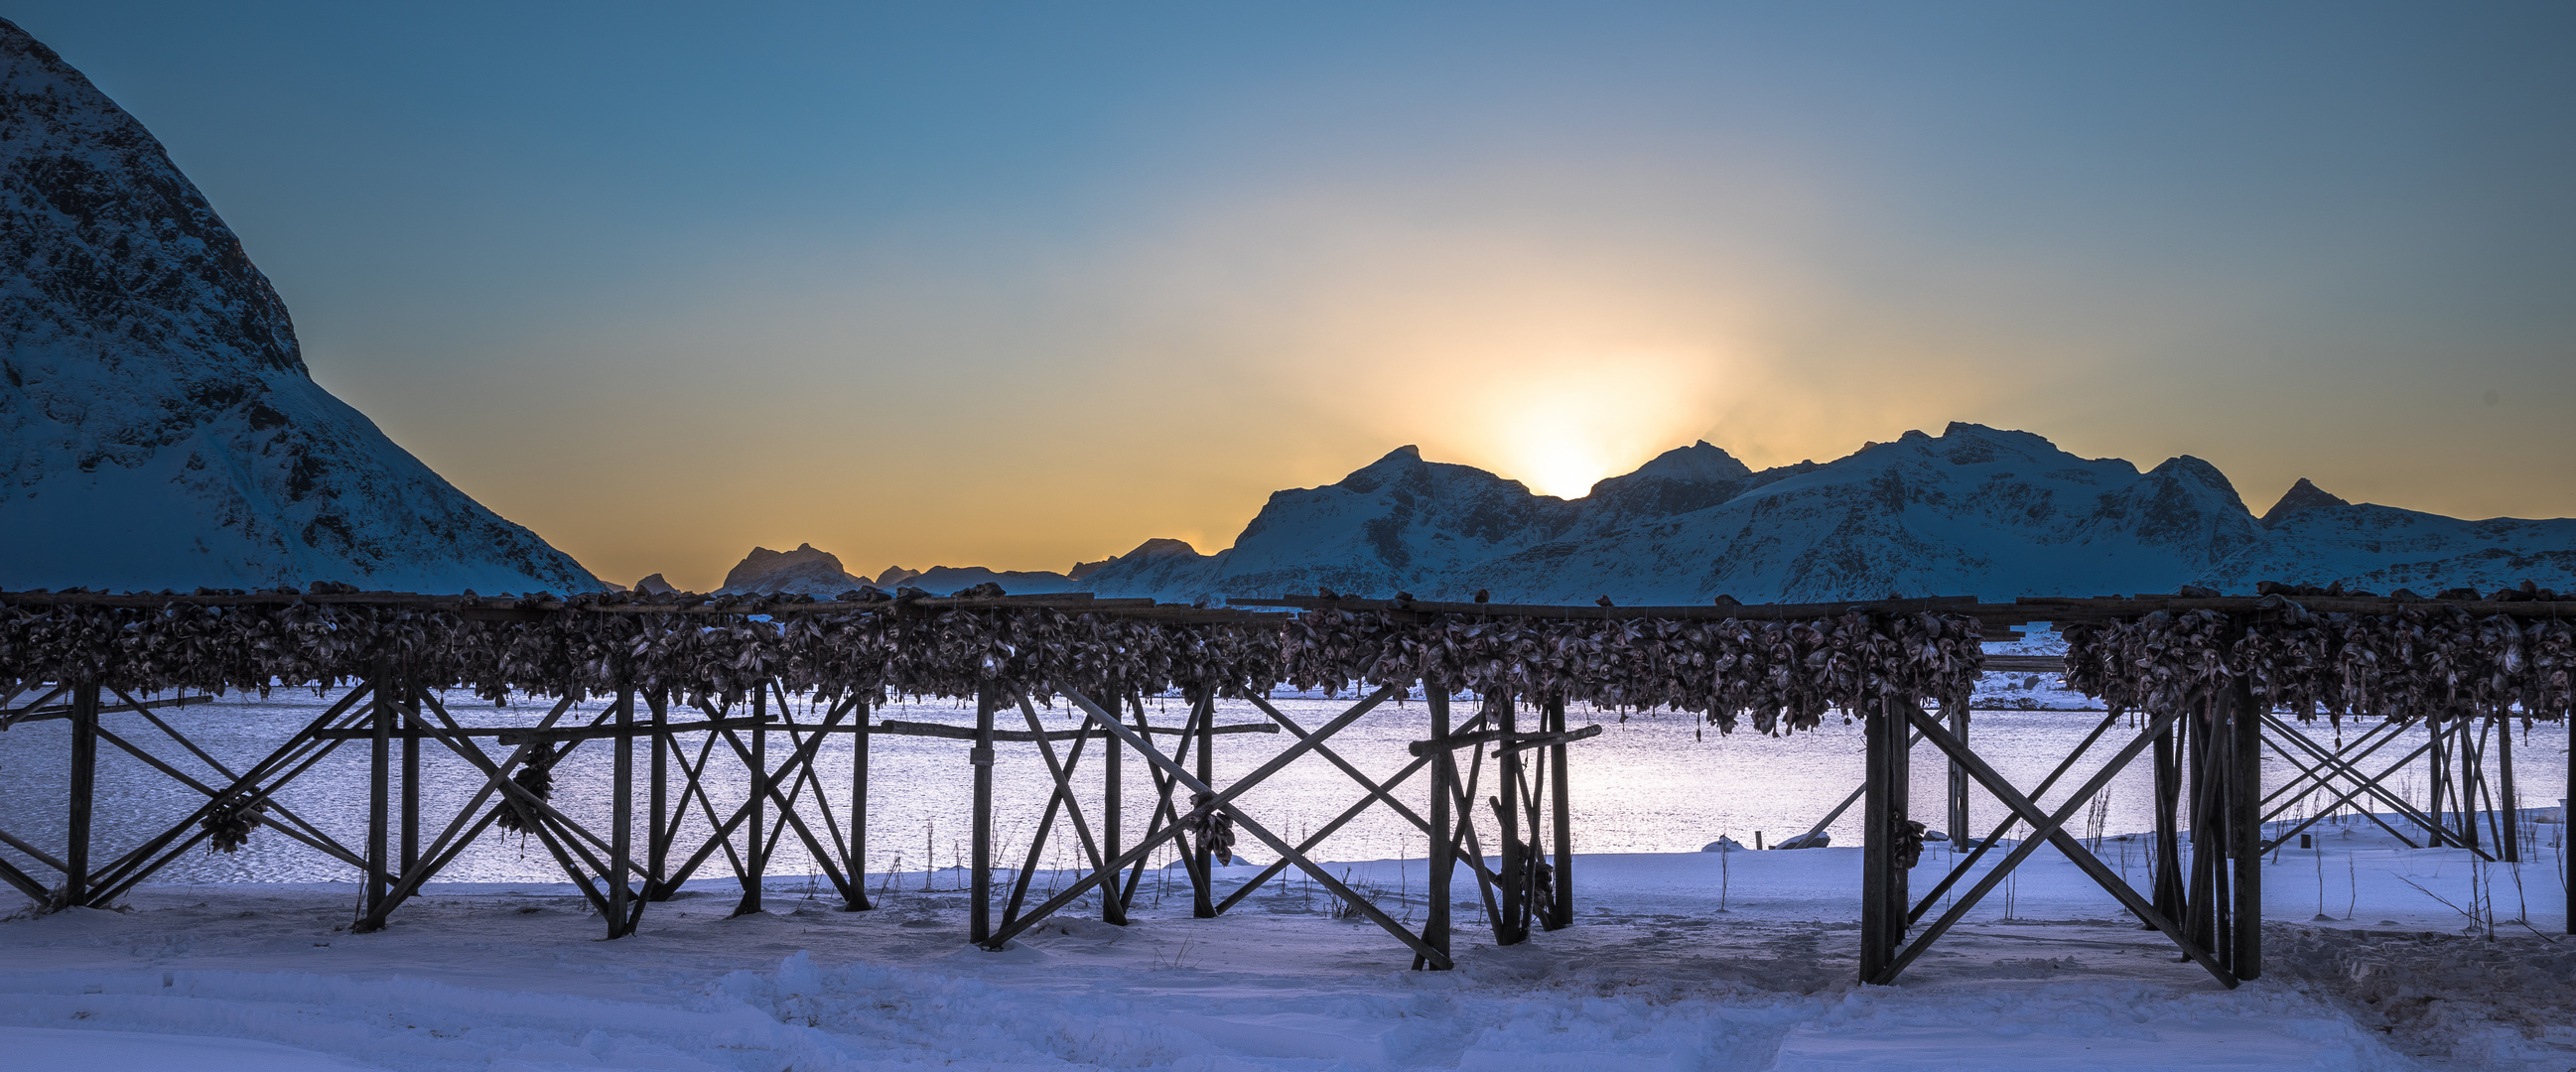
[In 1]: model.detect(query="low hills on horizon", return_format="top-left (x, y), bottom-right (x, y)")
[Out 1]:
top-left (698, 423), bottom-right (2576, 606)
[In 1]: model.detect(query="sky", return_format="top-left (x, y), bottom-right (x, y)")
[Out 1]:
top-left (12, 2), bottom-right (2575, 590)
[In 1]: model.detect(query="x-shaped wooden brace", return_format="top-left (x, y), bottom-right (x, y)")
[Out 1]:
top-left (81, 684), bottom-right (382, 906)
top-left (997, 694), bottom-right (1109, 930)
top-left (702, 688), bottom-right (864, 908)
top-left (1208, 695), bottom-right (1493, 915)
top-left (2255, 715), bottom-right (2462, 855)
top-left (1885, 703), bottom-right (2237, 989)
top-left (985, 686), bottom-right (1449, 967)
top-left (91, 684), bottom-right (369, 871)
top-left (356, 692), bottom-right (594, 929)
top-left (670, 693), bottom-right (854, 913)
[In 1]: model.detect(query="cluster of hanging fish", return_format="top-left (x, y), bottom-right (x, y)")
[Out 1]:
top-left (2061, 601), bottom-right (2576, 724)
top-left (1281, 607), bottom-right (1985, 734)
top-left (0, 596), bottom-right (1286, 709)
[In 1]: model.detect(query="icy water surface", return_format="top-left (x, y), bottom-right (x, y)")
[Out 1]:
top-left (1, 685), bottom-right (2565, 887)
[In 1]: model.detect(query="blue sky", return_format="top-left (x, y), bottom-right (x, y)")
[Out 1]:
top-left (13, 2), bottom-right (2573, 587)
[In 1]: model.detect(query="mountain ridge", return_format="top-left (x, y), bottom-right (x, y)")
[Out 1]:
top-left (0, 19), bottom-right (599, 594)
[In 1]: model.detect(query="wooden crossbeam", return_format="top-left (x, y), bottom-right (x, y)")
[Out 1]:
top-left (308, 715), bottom-right (773, 742)
top-left (1405, 724), bottom-right (1602, 757)
top-left (0, 693), bottom-right (210, 729)
top-left (873, 719), bottom-right (1275, 742)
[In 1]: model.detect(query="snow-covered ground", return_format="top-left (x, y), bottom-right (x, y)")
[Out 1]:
top-left (4, 808), bottom-right (2569, 1071)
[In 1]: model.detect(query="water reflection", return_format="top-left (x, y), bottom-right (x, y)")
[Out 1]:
top-left (0, 688), bottom-right (2558, 889)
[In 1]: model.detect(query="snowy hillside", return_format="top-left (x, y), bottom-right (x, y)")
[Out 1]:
top-left (0, 20), bottom-right (598, 594)
top-left (1080, 424), bottom-right (2576, 605)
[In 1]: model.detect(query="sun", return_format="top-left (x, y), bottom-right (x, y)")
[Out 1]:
top-left (1471, 352), bottom-right (1720, 500)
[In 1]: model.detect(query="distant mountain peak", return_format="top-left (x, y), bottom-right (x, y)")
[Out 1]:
top-left (2260, 478), bottom-right (2353, 528)
top-left (1618, 440), bottom-right (1752, 484)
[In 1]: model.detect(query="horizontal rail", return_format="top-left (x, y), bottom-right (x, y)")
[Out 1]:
top-left (1, 694), bottom-right (214, 729)
top-left (1408, 724), bottom-right (1603, 756)
top-left (310, 716), bottom-right (773, 742)
top-left (872, 719), bottom-right (1278, 742)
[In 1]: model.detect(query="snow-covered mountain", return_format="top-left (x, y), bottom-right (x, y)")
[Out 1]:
top-left (0, 20), bottom-right (598, 594)
top-left (1078, 424), bottom-right (2576, 605)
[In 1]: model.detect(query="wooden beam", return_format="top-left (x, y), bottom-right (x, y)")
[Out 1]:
top-left (872, 719), bottom-right (1276, 742)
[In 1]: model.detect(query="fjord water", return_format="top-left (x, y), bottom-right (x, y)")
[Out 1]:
top-left (1, 688), bottom-right (2561, 889)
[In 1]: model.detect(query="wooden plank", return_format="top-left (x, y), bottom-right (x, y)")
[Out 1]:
top-left (1, 693), bottom-right (212, 729)
top-left (310, 715), bottom-right (772, 742)
top-left (873, 719), bottom-right (1275, 742)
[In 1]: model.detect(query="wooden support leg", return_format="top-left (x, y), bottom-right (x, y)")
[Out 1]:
top-left (1494, 693), bottom-right (1525, 945)
top-left (2494, 717), bottom-right (2516, 865)
top-left (851, 699), bottom-right (872, 911)
top-left (647, 690), bottom-right (670, 900)
top-left (1948, 700), bottom-right (1970, 852)
top-left (401, 705), bottom-right (421, 881)
top-left (1193, 694), bottom-right (1215, 919)
top-left (1547, 694), bottom-right (1571, 932)
top-left (2152, 709), bottom-right (2184, 927)
top-left (736, 688), bottom-right (767, 917)
top-left (367, 670), bottom-right (392, 920)
top-left (610, 686), bottom-right (634, 938)
top-left (64, 682), bottom-right (98, 908)
top-left (2230, 667), bottom-right (2261, 981)
top-left (2459, 719), bottom-right (2481, 852)
top-left (1860, 700), bottom-right (1897, 984)
top-left (1425, 685), bottom-right (1454, 968)
top-left (1102, 699), bottom-right (1124, 925)
top-left (971, 682), bottom-right (997, 944)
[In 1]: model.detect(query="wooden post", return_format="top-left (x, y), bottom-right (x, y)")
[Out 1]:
top-left (1860, 699), bottom-right (1896, 983)
top-left (64, 682), bottom-right (98, 907)
top-left (367, 668), bottom-right (392, 919)
top-left (1193, 694), bottom-right (1216, 919)
top-left (1102, 694), bottom-right (1125, 925)
top-left (851, 698), bottom-right (872, 911)
top-left (971, 681), bottom-right (997, 944)
top-left (2230, 663), bottom-right (2261, 981)
top-left (1425, 685), bottom-right (1454, 969)
top-left (2565, 711), bottom-right (2572, 935)
top-left (1890, 697), bottom-right (1912, 958)
top-left (1948, 700), bottom-right (1971, 852)
top-left (1494, 692), bottom-right (1525, 945)
top-left (2427, 720), bottom-right (2452, 848)
top-left (2494, 717), bottom-right (2517, 865)
top-left (610, 685), bottom-right (634, 938)
top-left (2459, 719), bottom-right (2482, 852)
top-left (737, 687), bottom-right (766, 916)
top-left (401, 683), bottom-right (420, 881)
top-left (646, 689), bottom-right (670, 900)
top-left (2151, 707), bottom-right (2184, 927)
top-left (1547, 694), bottom-right (1572, 931)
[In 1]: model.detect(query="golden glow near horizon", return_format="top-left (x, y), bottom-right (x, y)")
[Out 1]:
top-left (1464, 352), bottom-right (1729, 499)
